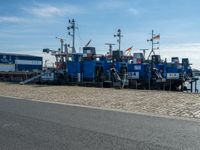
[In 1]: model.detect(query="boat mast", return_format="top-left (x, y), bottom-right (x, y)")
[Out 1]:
top-left (105, 43), bottom-right (115, 55)
top-left (68, 19), bottom-right (76, 53)
top-left (147, 30), bottom-right (159, 60)
top-left (114, 29), bottom-right (123, 51)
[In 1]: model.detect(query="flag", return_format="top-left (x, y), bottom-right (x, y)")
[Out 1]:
top-left (125, 46), bottom-right (133, 51)
top-left (125, 46), bottom-right (133, 56)
top-left (153, 34), bottom-right (160, 40)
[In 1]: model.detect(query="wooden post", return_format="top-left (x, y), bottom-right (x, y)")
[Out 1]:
top-left (148, 78), bottom-right (151, 90)
top-left (136, 80), bottom-right (138, 89)
top-left (195, 80), bottom-right (197, 93)
top-left (163, 82), bottom-right (165, 91)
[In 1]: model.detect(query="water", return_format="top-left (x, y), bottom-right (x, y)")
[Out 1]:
top-left (189, 76), bottom-right (200, 93)
top-left (186, 76), bottom-right (200, 93)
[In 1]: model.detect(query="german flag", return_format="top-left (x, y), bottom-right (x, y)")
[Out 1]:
top-left (126, 46), bottom-right (133, 51)
top-left (153, 34), bottom-right (160, 40)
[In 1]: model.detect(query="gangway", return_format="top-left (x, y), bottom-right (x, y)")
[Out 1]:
top-left (121, 73), bottom-right (128, 89)
top-left (20, 74), bottom-right (42, 85)
top-left (110, 68), bottom-right (122, 88)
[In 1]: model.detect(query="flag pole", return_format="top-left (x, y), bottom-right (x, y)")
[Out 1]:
top-left (147, 30), bottom-right (154, 60)
top-left (147, 30), bottom-right (159, 60)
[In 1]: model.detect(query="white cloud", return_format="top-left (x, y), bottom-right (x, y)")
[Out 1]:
top-left (24, 4), bottom-right (84, 18)
top-left (160, 43), bottom-right (200, 69)
top-left (0, 16), bottom-right (26, 23)
top-left (97, 0), bottom-right (126, 10)
top-left (31, 6), bottom-right (62, 17)
top-left (128, 8), bottom-right (139, 15)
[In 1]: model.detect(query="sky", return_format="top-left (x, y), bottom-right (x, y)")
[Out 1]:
top-left (0, 0), bottom-right (200, 69)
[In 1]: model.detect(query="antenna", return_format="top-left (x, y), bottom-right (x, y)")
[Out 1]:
top-left (56, 37), bottom-right (67, 53)
top-left (85, 40), bottom-right (92, 47)
top-left (105, 43), bottom-right (115, 55)
top-left (147, 30), bottom-right (160, 60)
top-left (114, 29), bottom-right (123, 51)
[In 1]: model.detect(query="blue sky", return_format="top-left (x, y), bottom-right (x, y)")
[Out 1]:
top-left (0, 0), bottom-right (200, 69)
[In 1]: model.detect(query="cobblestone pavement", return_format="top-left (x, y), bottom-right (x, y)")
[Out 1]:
top-left (0, 82), bottom-right (200, 119)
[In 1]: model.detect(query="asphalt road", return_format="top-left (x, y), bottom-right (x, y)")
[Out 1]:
top-left (0, 96), bottom-right (200, 150)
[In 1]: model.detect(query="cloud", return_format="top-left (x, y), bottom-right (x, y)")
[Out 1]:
top-left (160, 43), bottom-right (200, 69)
top-left (128, 8), bottom-right (139, 15)
top-left (97, 0), bottom-right (126, 10)
top-left (161, 43), bottom-right (200, 53)
top-left (24, 4), bottom-right (84, 18)
top-left (0, 16), bottom-right (26, 23)
top-left (30, 6), bottom-right (62, 17)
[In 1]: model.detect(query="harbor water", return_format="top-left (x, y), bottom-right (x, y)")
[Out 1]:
top-left (193, 76), bottom-right (200, 93)
top-left (187, 76), bottom-right (200, 93)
